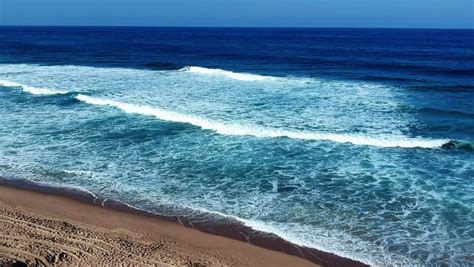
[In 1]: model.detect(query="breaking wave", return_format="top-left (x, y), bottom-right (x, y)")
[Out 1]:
top-left (75, 94), bottom-right (449, 149)
top-left (180, 66), bottom-right (274, 81)
top-left (0, 80), bottom-right (70, 95)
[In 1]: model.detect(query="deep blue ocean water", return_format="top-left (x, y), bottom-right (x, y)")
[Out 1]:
top-left (0, 27), bottom-right (473, 266)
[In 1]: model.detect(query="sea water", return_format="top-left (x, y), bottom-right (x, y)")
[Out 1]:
top-left (0, 27), bottom-right (473, 266)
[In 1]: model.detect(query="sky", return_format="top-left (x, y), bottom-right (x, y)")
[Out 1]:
top-left (0, 0), bottom-right (473, 29)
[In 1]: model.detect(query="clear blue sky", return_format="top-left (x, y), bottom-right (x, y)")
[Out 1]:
top-left (1, 0), bottom-right (473, 28)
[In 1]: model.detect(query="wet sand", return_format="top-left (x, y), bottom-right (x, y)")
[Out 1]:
top-left (0, 182), bottom-right (368, 266)
top-left (0, 185), bottom-right (322, 266)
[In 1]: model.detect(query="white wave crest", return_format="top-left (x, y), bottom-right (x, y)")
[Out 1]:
top-left (75, 94), bottom-right (448, 148)
top-left (180, 66), bottom-right (273, 81)
top-left (0, 80), bottom-right (69, 95)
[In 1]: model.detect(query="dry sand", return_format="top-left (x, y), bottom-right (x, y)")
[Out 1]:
top-left (0, 185), bottom-right (320, 266)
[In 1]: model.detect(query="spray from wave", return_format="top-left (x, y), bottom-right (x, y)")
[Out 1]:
top-left (75, 94), bottom-right (449, 149)
top-left (0, 80), bottom-right (69, 95)
top-left (180, 66), bottom-right (274, 82)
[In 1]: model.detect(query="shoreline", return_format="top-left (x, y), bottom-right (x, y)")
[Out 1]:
top-left (0, 177), bottom-right (367, 266)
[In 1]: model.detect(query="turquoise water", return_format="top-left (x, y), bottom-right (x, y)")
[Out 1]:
top-left (0, 27), bottom-right (473, 266)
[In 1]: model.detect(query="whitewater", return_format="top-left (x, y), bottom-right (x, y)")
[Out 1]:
top-left (1, 62), bottom-right (473, 266)
top-left (0, 65), bottom-right (450, 149)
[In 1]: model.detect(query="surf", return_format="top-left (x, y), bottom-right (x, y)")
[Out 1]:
top-left (75, 94), bottom-right (449, 149)
top-left (0, 80), bottom-right (69, 95)
top-left (179, 66), bottom-right (274, 81)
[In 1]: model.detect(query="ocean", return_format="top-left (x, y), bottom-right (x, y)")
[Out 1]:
top-left (0, 27), bottom-right (473, 266)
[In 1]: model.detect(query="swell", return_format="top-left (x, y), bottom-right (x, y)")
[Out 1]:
top-left (355, 61), bottom-right (474, 77)
top-left (143, 61), bottom-right (182, 70)
top-left (441, 140), bottom-right (474, 151)
top-left (0, 176), bottom-right (367, 267)
top-left (75, 94), bottom-right (450, 149)
top-left (361, 75), bottom-right (427, 83)
top-left (409, 84), bottom-right (474, 93)
top-left (417, 107), bottom-right (474, 118)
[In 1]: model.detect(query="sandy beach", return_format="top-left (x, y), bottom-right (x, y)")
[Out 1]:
top-left (0, 0), bottom-right (472, 264)
top-left (0, 185), bottom-right (326, 266)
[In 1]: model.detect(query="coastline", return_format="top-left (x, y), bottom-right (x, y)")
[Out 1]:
top-left (0, 177), bottom-right (367, 266)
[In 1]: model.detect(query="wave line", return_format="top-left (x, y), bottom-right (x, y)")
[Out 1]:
top-left (180, 66), bottom-right (274, 81)
top-left (75, 94), bottom-right (449, 149)
top-left (0, 80), bottom-right (69, 95)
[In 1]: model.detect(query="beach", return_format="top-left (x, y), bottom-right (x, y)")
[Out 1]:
top-left (0, 27), bottom-right (472, 265)
top-left (0, 185), bottom-right (324, 266)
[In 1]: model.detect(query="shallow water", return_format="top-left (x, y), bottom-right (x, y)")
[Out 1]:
top-left (0, 27), bottom-right (473, 266)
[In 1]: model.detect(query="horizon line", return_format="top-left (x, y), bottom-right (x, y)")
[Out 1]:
top-left (0, 25), bottom-right (473, 30)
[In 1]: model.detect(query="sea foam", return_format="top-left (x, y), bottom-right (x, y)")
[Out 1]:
top-left (180, 66), bottom-right (273, 81)
top-left (75, 94), bottom-right (448, 148)
top-left (0, 80), bottom-right (69, 95)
